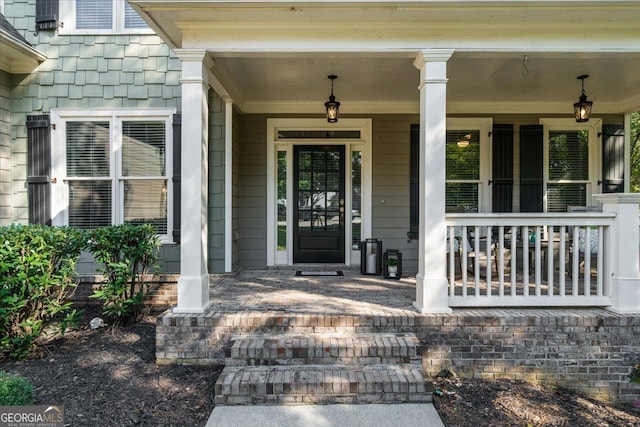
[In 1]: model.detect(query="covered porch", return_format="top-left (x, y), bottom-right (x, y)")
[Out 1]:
top-left (130, 1), bottom-right (640, 314)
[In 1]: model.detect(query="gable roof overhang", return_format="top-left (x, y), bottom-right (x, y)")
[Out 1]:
top-left (0, 15), bottom-right (46, 73)
top-left (129, 1), bottom-right (640, 115)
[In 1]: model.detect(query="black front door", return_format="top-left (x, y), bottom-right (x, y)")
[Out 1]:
top-left (293, 145), bottom-right (345, 263)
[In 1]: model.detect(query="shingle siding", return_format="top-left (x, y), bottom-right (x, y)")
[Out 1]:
top-left (4, 0), bottom-right (182, 272)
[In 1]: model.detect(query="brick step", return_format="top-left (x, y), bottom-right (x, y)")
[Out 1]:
top-left (214, 364), bottom-right (432, 406)
top-left (225, 333), bottom-right (421, 366)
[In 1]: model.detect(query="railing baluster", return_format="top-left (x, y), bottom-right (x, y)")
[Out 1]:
top-left (448, 226), bottom-right (455, 295)
top-left (461, 226), bottom-right (468, 297)
top-left (511, 226), bottom-right (517, 296)
top-left (485, 226), bottom-right (492, 296)
top-left (572, 225), bottom-right (579, 296)
top-left (584, 226), bottom-right (591, 296)
top-left (547, 227), bottom-right (554, 296)
top-left (474, 226), bottom-right (480, 296)
top-left (498, 226), bottom-right (504, 297)
top-left (597, 225), bottom-right (603, 296)
top-left (559, 226), bottom-right (566, 296)
top-left (535, 226), bottom-right (541, 296)
top-left (523, 225), bottom-right (529, 296)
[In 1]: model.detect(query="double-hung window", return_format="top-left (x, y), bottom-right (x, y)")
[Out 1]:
top-left (51, 110), bottom-right (174, 241)
top-left (60, 0), bottom-right (152, 34)
top-left (541, 118), bottom-right (601, 212)
top-left (445, 118), bottom-right (492, 212)
top-left (408, 118), bottom-right (491, 237)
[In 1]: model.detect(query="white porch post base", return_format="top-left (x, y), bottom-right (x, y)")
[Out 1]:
top-left (607, 278), bottom-right (640, 314)
top-left (174, 274), bottom-right (211, 314)
top-left (593, 193), bottom-right (640, 314)
top-left (413, 273), bottom-right (452, 314)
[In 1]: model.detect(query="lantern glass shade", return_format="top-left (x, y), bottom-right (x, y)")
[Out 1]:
top-left (573, 75), bottom-right (593, 123)
top-left (325, 75), bottom-right (340, 123)
top-left (325, 96), bottom-right (340, 123)
top-left (574, 94), bottom-right (593, 122)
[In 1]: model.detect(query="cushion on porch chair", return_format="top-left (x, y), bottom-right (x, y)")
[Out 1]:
top-left (567, 205), bottom-right (601, 277)
top-left (567, 205), bottom-right (601, 255)
top-left (577, 227), bottom-right (599, 255)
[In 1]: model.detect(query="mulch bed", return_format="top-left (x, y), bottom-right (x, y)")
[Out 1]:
top-left (1, 308), bottom-right (221, 426)
top-left (2, 308), bottom-right (639, 426)
top-left (432, 373), bottom-right (640, 427)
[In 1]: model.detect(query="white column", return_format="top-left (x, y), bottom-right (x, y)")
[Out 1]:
top-left (413, 49), bottom-right (454, 314)
top-left (593, 193), bottom-right (640, 313)
top-left (174, 49), bottom-right (211, 313)
top-left (224, 99), bottom-right (233, 273)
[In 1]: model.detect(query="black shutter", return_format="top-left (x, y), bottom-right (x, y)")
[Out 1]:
top-left (492, 124), bottom-right (514, 212)
top-left (35, 0), bottom-right (58, 33)
top-left (520, 124), bottom-right (544, 212)
top-left (408, 124), bottom-right (419, 239)
top-left (172, 113), bottom-right (181, 243)
top-left (26, 114), bottom-right (51, 225)
top-left (602, 124), bottom-right (624, 193)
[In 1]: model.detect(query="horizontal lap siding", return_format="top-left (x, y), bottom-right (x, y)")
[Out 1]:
top-left (372, 116), bottom-right (417, 274)
top-left (209, 92), bottom-right (225, 273)
top-left (238, 116), bottom-right (268, 267)
top-left (0, 70), bottom-right (10, 226)
top-left (232, 110), bottom-right (242, 271)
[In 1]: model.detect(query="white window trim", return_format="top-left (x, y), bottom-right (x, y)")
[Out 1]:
top-left (266, 118), bottom-right (372, 266)
top-left (59, 0), bottom-right (154, 35)
top-left (50, 109), bottom-right (175, 242)
top-left (540, 117), bottom-right (602, 212)
top-left (446, 118), bottom-right (493, 213)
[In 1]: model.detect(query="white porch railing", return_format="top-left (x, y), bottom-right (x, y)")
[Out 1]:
top-left (445, 213), bottom-right (615, 307)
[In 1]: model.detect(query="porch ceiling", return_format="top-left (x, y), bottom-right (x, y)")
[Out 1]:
top-left (131, 1), bottom-right (640, 115)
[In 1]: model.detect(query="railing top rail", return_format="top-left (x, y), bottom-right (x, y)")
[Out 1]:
top-left (445, 212), bottom-right (615, 227)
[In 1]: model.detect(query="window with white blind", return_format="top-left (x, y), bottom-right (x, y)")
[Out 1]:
top-left (446, 130), bottom-right (481, 212)
top-left (541, 118), bottom-right (601, 213)
top-left (60, 0), bottom-right (152, 34)
top-left (445, 118), bottom-right (492, 213)
top-left (51, 110), bottom-right (173, 240)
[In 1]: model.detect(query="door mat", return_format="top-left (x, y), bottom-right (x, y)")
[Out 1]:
top-left (295, 271), bottom-right (344, 277)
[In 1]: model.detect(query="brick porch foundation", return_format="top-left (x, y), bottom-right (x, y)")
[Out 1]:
top-left (155, 270), bottom-right (640, 403)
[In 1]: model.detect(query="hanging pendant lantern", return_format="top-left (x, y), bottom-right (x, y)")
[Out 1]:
top-left (324, 75), bottom-right (340, 123)
top-left (573, 74), bottom-right (593, 123)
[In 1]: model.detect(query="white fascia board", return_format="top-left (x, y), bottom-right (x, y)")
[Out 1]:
top-left (0, 34), bottom-right (46, 73)
top-left (180, 21), bottom-right (640, 53)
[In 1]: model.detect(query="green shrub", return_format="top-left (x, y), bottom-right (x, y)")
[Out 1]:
top-left (0, 371), bottom-right (33, 405)
top-left (0, 225), bottom-right (85, 359)
top-left (631, 363), bottom-right (640, 384)
top-left (86, 224), bottom-right (159, 324)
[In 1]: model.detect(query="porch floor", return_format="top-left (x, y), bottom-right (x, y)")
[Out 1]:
top-left (206, 268), bottom-right (606, 316)
top-left (208, 268), bottom-right (418, 316)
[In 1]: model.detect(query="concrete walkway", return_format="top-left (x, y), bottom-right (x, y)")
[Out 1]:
top-left (206, 403), bottom-right (445, 427)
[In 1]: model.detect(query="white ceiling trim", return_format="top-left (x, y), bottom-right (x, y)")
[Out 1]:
top-left (235, 99), bottom-right (634, 115)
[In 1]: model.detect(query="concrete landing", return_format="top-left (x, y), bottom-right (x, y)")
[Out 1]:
top-left (205, 403), bottom-right (445, 427)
